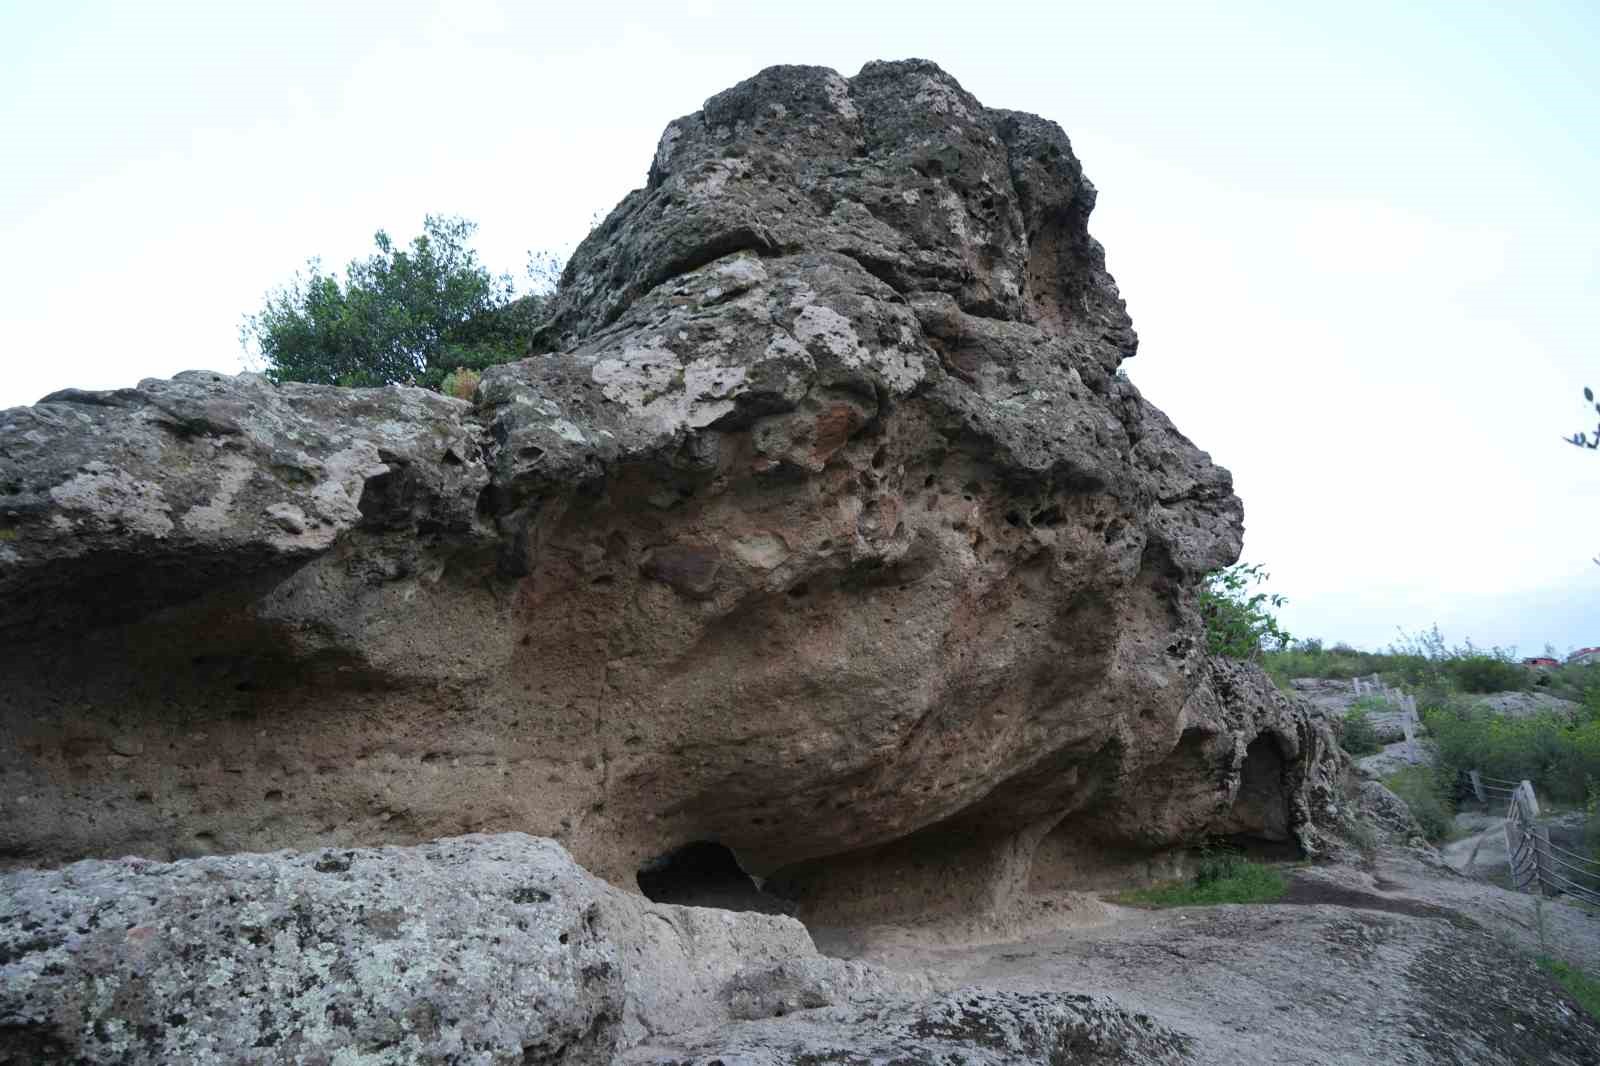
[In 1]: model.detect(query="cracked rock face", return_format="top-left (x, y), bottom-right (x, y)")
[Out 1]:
top-left (0, 59), bottom-right (1336, 925)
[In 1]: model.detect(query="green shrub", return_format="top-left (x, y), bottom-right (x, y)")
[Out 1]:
top-left (1199, 563), bottom-right (1291, 659)
top-left (1385, 765), bottom-right (1454, 842)
top-left (242, 215), bottom-right (556, 392)
top-left (1547, 661), bottom-right (1600, 712)
top-left (1340, 708), bottom-right (1383, 757)
top-left (1539, 957), bottom-right (1600, 1021)
top-left (1446, 654), bottom-right (1532, 694)
top-left (1118, 846), bottom-right (1287, 907)
top-left (441, 367), bottom-right (482, 401)
top-left (1344, 818), bottom-right (1379, 862)
top-left (1426, 703), bottom-right (1600, 805)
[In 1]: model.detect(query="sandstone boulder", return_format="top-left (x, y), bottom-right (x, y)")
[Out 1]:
top-left (0, 833), bottom-right (932, 1064)
top-left (0, 59), bottom-right (1337, 925)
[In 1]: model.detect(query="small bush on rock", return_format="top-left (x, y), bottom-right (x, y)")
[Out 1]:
top-left (1385, 766), bottom-right (1454, 842)
top-left (1340, 708), bottom-right (1383, 757)
top-left (242, 215), bottom-right (558, 391)
top-left (1199, 563), bottom-right (1291, 660)
top-left (1118, 845), bottom-right (1287, 907)
top-left (441, 367), bottom-right (481, 401)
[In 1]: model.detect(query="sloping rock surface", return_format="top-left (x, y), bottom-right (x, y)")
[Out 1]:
top-left (0, 60), bottom-right (1335, 924)
top-left (622, 988), bottom-right (1192, 1065)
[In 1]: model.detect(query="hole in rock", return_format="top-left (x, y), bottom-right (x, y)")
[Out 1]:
top-left (1229, 735), bottom-right (1292, 843)
top-left (635, 841), bottom-right (792, 914)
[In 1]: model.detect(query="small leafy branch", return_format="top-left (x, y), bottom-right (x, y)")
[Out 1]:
top-left (1199, 562), bottom-right (1292, 660)
top-left (1565, 385), bottom-right (1599, 565)
top-left (1569, 385), bottom-right (1600, 451)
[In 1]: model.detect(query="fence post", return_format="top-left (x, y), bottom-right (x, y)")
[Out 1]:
top-left (1516, 780), bottom-right (1541, 821)
top-left (1504, 817), bottom-right (1523, 889)
top-left (1469, 770), bottom-right (1485, 803)
top-left (1533, 826), bottom-right (1553, 897)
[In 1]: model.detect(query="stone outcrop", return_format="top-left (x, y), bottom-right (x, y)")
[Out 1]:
top-left (0, 833), bottom-right (936, 1064)
top-left (0, 60), bottom-right (1338, 926)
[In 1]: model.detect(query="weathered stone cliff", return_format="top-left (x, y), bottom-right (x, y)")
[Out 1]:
top-left (0, 60), bottom-right (1338, 927)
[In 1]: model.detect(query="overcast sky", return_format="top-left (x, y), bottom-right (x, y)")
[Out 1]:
top-left (3, 0), bottom-right (1596, 653)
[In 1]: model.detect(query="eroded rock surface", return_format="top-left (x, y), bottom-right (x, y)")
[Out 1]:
top-left (0, 60), bottom-right (1336, 925)
top-left (0, 834), bottom-right (933, 1065)
top-left (622, 988), bottom-right (1193, 1065)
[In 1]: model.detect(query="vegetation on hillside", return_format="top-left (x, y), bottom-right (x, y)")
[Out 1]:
top-left (1427, 702), bottom-right (1600, 805)
top-left (1262, 614), bottom-right (1600, 814)
top-left (1263, 627), bottom-right (1533, 695)
top-left (241, 215), bottom-right (560, 392)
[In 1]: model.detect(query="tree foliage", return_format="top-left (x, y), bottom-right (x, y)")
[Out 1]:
top-left (241, 215), bottom-right (551, 391)
top-left (1199, 562), bottom-right (1291, 659)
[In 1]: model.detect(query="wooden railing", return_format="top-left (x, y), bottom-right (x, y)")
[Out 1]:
top-left (1469, 771), bottom-right (1600, 907)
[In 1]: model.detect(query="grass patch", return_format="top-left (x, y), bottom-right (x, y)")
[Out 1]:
top-left (1115, 849), bottom-right (1287, 907)
top-left (1539, 957), bottom-right (1600, 1021)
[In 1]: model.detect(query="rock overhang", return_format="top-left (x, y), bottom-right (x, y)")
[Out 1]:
top-left (0, 59), bottom-right (1334, 929)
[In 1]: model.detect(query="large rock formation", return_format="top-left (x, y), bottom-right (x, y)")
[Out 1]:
top-left (0, 834), bottom-right (940, 1064)
top-left (0, 60), bottom-right (1338, 926)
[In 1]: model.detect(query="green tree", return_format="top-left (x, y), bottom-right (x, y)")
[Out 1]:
top-left (241, 215), bottom-right (550, 390)
top-left (1199, 562), bottom-right (1292, 659)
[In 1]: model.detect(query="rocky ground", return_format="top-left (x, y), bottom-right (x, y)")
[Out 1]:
top-left (9, 827), bottom-right (1599, 1064)
top-left (789, 846), bottom-right (1600, 1066)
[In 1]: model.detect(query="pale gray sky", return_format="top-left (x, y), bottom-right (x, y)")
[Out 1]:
top-left (3, 0), bottom-right (1595, 652)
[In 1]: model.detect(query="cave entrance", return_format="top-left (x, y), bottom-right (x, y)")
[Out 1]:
top-left (1226, 734), bottom-right (1293, 848)
top-left (635, 841), bottom-right (792, 914)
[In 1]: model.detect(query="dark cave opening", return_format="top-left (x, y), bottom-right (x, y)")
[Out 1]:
top-left (1230, 734), bottom-right (1292, 843)
top-left (635, 840), bottom-right (794, 915)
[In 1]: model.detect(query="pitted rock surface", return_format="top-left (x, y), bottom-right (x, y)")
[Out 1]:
top-left (0, 59), bottom-right (1335, 927)
top-left (0, 833), bottom-right (933, 1065)
top-left (621, 988), bottom-right (1193, 1065)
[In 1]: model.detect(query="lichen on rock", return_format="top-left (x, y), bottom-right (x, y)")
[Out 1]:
top-left (0, 59), bottom-right (1337, 938)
